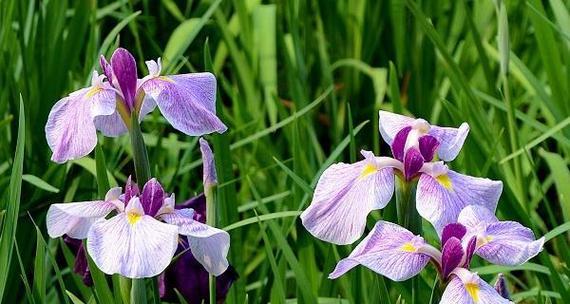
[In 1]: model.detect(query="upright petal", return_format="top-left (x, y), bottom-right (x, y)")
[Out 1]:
top-left (428, 123), bottom-right (469, 161)
top-left (403, 148), bottom-right (424, 180)
top-left (441, 237), bottom-right (464, 278)
top-left (124, 176), bottom-right (140, 204)
top-left (441, 269), bottom-right (512, 304)
top-left (379, 111), bottom-right (415, 145)
top-left (47, 200), bottom-right (118, 239)
top-left (416, 169), bottom-right (502, 235)
top-left (161, 209), bottom-right (230, 276)
top-left (494, 273), bottom-right (511, 300)
top-left (46, 85), bottom-right (116, 163)
top-left (87, 198), bottom-right (179, 278)
top-left (301, 153), bottom-right (397, 245)
top-left (110, 48), bottom-right (138, 109)
top-left (391, 126), bottom-right (412, 161)
top-left (199, 138), bottom-right (217, 188)
top-left (441, 223), bottom-right (467, 246)
top-left (329, 221), bottom-right (430, 281)
top-left (140, 178), bottom-right (165, 217)
top-left (140, 73), bottom-right (227, 136)
top-left (418, 135), bottom-right (439, 161)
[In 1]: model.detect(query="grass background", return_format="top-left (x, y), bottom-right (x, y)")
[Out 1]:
top-left (1, 0), bottom-right (570, 303)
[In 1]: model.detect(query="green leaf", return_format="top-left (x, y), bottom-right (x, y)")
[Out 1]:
top-left (22, 174), bottom-right (59, 193)
top-left (539, 148), bottom-right (570, 222)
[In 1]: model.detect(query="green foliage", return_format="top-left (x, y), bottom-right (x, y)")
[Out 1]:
top-left (1, 0), bottom-right (570, 303)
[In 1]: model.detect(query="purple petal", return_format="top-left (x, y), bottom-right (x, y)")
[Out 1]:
top-left (418, 135), bottom-right (439, 161)
top-left (124, 176), bottom-right (140, 204)
top-left (199, 138), bottom-right (217, 188)
top-left (300, 156), bottom-right (396, 245)
top-left (441, 237), bottom-right (464, 278)
top-left (391, 126), bottom-right (411, 161)
top-left (99, 55), bottom-right (114, 85)
top-left (494, 273), bottom-right (510, 300)
top-left (177, 194), bottom-right (206, 223)
top-left (441, 223), bottom-right (467, 247)
top-left (140, 178), bottom-right (165, 217)
top-left (462, 236), bottom-right (477, 268)
top-left (158, 241), bottom-right (238, 304)
top-left (46, 85), bottom-right (116, 163)
top-left (403, 148), bottom-right (424, 180)
top-left (328, 221), bottom-right (430, 281)
top-left (110, 48), bottom-right (138, 109)
top-left (378, 110), bottom-right (415, 145)
top-left (93, 111), bottom-right (128, 137)
top-left (87, 198), bottom-right (179, 278)
top-left (428, 123), bottom-right (469, 162)
top-left (140, 73), bottom-right (227, 136)
top-left (440, 270), bottom-right (511, 304)
top-left (416, 170), bottom-right (503, 235)
top-left (64, 237), bottom-right (93, 286)
top-left (477, 221), bottom-right (544, 266)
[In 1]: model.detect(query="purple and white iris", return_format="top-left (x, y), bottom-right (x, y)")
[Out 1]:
top-left (301, 111), bottom-right (502, 244)
top-left (329, 206), bottom-right (544, 303)
top-left (47, 177), bottom-right (229, 278)
top-left (46, 47), bottom-right (227, 163)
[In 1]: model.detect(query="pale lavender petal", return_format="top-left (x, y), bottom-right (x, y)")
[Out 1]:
top-left (46, 201), bottom-right (117, 239)
top-left (477, 221), bottom-right (544, 266)
top-left (457, 205), bottom-right (498, 229)
top-left (140, 73), bottom-right (227, 136)
top-left (93, 111), bottom-right (128, 137)
top-left (403, 148), bottom-right (424, 180)
top-left (440, 272), bottom-right (512, 304)
top-left (391, 126), bottom-right (411, 161)
top-left (328, 221), bottom-right (430, 281)
top-left (87, 200), bottom-right (179, 278)
top-left (199, 138), bottom-right (217, 188)
top-left (110, 48), bottom-right (138, 109)
top-left (301, 158), bottom-right (395, 245)
top-left (418, 135), bottom-right (439, 161)
top-left (46, 85), bottom-right (115, 163)
top-left (441, 237), bottom-right (464, 278)
top-left (378, 110), bottom-right (415, 145)
top-left (428, 123), bottom-right (469, 162)
top-left (463, 236), bottom-right (477, 268)
top-left (140, 178), bottom-right (165, 217)
top-left (441, 223), bottom-right (467, 246)
top-left (416, 170), bottom-right (502, 235)
top-left (162, 209), bottom-right (230, 276)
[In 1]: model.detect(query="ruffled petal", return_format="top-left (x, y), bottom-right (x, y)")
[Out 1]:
top-left (441, 270), bottom-right (512, 304)
top-left (428, 123), bottom-right (469, 162)
top-left (140, 73), bottom-right (227, 136)
top-left (416, 170), bottom-right (502, 235)
top-left (329, 221), bottom-right (430, 281)
top-left (300, 154), bottom-right (396, 245)
top-left (161, 209), bottom-right (230, 276)
top-left (46, 200), bottom-right (117, 239)
top-left (378, 111), bottom-right (415, 145)
top-left (477, 221), bottom-right (544, 266)
top-left (46, 85), bottom-right (116, 163)
top-left (87, 202), bottom-right (179, 278)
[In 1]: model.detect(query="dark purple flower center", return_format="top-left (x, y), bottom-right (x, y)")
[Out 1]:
top-left (140, 178), bottom-right (166, 217)
top-left (391, 125), bottom-right (440, 180)
top-left (439, 223), bottom-right (477, 279)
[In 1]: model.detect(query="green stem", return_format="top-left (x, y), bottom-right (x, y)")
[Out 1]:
top-left (205, 185), bottom-right (217, 304)
top-left (130, 279), bottom-right (147, 304)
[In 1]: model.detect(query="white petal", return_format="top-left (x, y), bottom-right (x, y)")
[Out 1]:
top-left (46, 201), bottom-right (116, 239)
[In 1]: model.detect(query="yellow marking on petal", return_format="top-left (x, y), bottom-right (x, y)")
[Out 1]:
top-left (477, 235), bottom-right (493, 247)
top-left (158, 76), bottom-right (174, 83)
top-left (400, 242), bottom-right (417, 252)
top-left (436, 174), bottom-right (453, 190)
top-left (127, 212), bottom-right (142, 225)
top-left (465, 282), bottom-right (480, 302)
top-left (86, 86), bottom-right (103, 98)
top-left (359, 164), bottom-right (377, 179)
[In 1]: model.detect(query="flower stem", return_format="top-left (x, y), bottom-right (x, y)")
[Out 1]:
top-left (205, 185), bottom-right (217, 304)
top-left (130, 279), bottom-right (146, 304)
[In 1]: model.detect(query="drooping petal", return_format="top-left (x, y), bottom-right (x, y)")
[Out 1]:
top-left (64, 237), bottom-right (93, 286)
top-left (441, 237), bottom-right (464, 278)
top-left (300, 153), bottom-right (397, 245)
top-left (46, 196), bottom-right (119, 239)
top-left (140, 73), bottom-right (227, 136)
top-left (110, 48), bottom-right (138, 109)
top-left (46, 84), bottom-right (116, 163)
top-left (440, 270), bottom-right (512, 304)
top-left (329, 221), bottom-right (430, 281)
top-left (199, 138), bottom-right (217, 188)
top-left (87, 198), bottom-right (179, 278)
top-left (476, 221), bottom-right (544, 266)
top-left (140, 178), bottom-right (165, 217)
top-left (378, 110), bottom-right (415, 145)
top-left (428, 123), bottom-right (469, 162)
top-left (161, 209), bottom-right (230, 276)
top-left (416, 170), bottom-right (502, 235)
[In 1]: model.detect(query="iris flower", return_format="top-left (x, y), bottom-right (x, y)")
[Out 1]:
top-left (301, 111), bottom-right (502, 244)
top-left (329, 205), bottom-right (544, 303)
top-left (47, 178), bottom-right (229, 278)
top-left (46, 47), bottom-right (227, 163)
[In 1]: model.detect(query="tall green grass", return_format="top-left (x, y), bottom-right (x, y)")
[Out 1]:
top-left (0, 0), bottom-right (569, 303)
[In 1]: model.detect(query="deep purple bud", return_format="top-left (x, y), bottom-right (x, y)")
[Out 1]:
top-left (99, 55), bottom-right (114, 85)
top-left (418, 135), bottom-right (439, 161)
top-left (441, 223), bottom-right (467, 246)
top-left (462, 236), bottom-right (477, 268)
top-left (441, 237), bottom-right (464, 279)
top-left (140, 178), bottom-right (165, 217)
top-left (124, 175), bottom-right (140, 204)
top-left (199, 138), bottom-right (218, 188)
top-left (176, 193), bottom-right (206, 223)
top-left (494, 273), bottom-right (510, 300)
top-left (110, 48), bottom-right (138, 110)
top-left (391, 126), bottom-right (412, 161)
top-left (64, 236), bottom-right (93, 286)
top-left (403, 148), bottom-right (424, 180)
